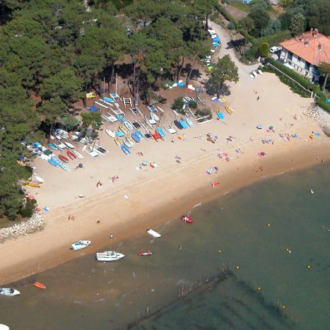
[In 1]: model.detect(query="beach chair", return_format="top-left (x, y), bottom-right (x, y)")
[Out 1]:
top-left (258, 70), bottom-right (263, 75)
top-left (157, 106), bottom-right (164, 113)
top-left (95, 101), bottom-right (109, 109)
top-left (147, 105), bottom-right (158, 113)
top-left (253, 71), bottom-right (258, 78)
top-left (250, 74), bottom-right (255, 79)
top-left (106, 112), bottom-right (118, 123)
top-left (123, 98), bottom-right (132, 107)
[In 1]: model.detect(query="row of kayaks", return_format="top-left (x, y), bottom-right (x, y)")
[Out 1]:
top-left (48, 150), bottom-right (83, 171)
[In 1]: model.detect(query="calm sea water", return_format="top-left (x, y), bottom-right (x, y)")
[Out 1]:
top-left (1, 164), bottom-right (330, 330)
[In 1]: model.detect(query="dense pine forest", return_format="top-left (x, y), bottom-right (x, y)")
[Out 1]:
top-left (0, 0), bottom-right (218, 220)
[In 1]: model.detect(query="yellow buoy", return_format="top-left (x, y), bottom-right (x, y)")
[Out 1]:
top-left (267, 223), bottom-right (271, 227)
top-left (307, 265), bottom-right (311, 269)
top-left (236, 266), bottom-right (240, 270)
top-left (282, 305), bottom-right (286, 309)
top-left (218, 250), bottom-right (222, 253)
top-left (286, 248), bottom-right (290, 251)
top-left (257, 287), bottom-right (262, 291)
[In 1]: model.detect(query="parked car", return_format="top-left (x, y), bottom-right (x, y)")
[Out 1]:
top-left (270, 46), bottom-right (282, 53)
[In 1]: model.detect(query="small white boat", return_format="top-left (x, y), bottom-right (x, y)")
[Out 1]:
top-left (124, 121), bottom-right (134, 131)
top-left (71, 240), bottom-right (91, 251)
top-left (73, 150), bottom-right (84, 159)
top-left (35, 176), bottom-right (44, 184)
top-left (0, 324), bottom-right (9, 330)
top-left (147, 229), bottom-right (161, 238)
top-left (0, 288), bottom-right (20, 296)
top-left (64, 141), bottom-right (75, 149)
top-left (311, 189), bottom-right (315, 194)
top-left (96, 251), bottom-right (125, 262)
top-left (106, 129), bottom-right (115, 138)
top-left (57, 142), bottom-right (67, 150)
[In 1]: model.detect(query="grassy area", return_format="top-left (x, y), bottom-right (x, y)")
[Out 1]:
top-left (230, 2), bottom-right (251, 13)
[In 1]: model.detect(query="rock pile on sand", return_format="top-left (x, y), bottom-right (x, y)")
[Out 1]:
top-left (0, 213), bottom-right (45, 243)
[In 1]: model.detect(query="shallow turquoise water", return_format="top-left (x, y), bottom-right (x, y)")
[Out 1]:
top-left (0, 164), bottom-right (330, 329)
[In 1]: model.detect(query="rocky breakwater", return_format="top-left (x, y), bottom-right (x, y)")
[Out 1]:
top-left (0, 213), bottom-right (45, 243)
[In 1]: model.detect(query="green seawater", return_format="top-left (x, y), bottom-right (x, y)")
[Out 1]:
top-left (0, 164), bottom-right (329, 329)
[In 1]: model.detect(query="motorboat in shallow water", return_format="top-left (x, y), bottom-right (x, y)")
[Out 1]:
top-left (71, 240), bottom-right (91, 251)
top-left (96, 251), bottom-right (125, 262)
top-left (0, 288), bottom-right (20, 296)
top-left (0, 324), bottom-right (10, 330)
top-left (181, 215), bottom-right (193, 224)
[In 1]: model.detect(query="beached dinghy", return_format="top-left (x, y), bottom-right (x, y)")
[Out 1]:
top-left (147, 229), bottom-right (161, 238)
top-left (121, 144), bottom-right (131, 155)
top-left (0, 288), bottom-right (20, 296)
top-left (96, 251), bottom-right (125, 262)
top-left (138, 251), bottom-right (154, 256)
top-left (131, 132), bottom-right (141, 143)
top-left (59, 155), bottom-right (69, 163)
top-left (67, 150), bottom-right (76, 160)
top-left (64, 141), bottom-right (75, 149)
top-left (73, 150), bottom-right (84, 159)
top-left (106, 129), bottom-right (115, 138)
top-left (157, 127), bottom-right (166, 138)
top-left (181, 215), bottom-right (193, 224)
top-left (186, 117), bottom-right (195, 127)
top-left (35, 176), bottom-right (44, 184)
top-left (124, 121), bottom-right (134, 131)
top-left (71, 240), bottom-right (91, 251)
top-left (59, 162), bottom-right (70, 171)
top-left (48, 157), bottom-right (60, 167)
top-left (48, 143), bottom-right (59, 150)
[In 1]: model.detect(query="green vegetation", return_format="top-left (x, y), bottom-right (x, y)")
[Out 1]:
top-left (0, 0), bottom-right (221, 220)
top-left (259, 42), bottom-right (270, 58)
top-left (230, 2), bottom-right (251, 14)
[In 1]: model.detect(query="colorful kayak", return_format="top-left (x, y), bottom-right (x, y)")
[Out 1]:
top-left (106, 129), bottom-right (115, 138)
top-left (116, 130), bottom-right (125, 137)
top-left (131, 132), bottom-right (141, 143)
top-left (73, 150), bottom-right (84, 159)
top-left (117, 115), bottom-right (125, 123)
top-left (64, 141), bottom-right (75, 149)
top-left (138, 251), bottom-right (154, 256)
top-left (157, 127), bottom-right (166, 138)
top-left (152, 131), bottom-right (162, 141)
top-left (48, 143), bottom-right (59, 150)
top-left (135, 130), bottom-right (144, 139)
top-left (186, 117), bottom-right (195, 127)
top-left (48, 157), bottom-right (60, 167)
top-left (114, 137), bottom-right (123, 146)
top-left (225, 106), bottom-right (234, 114)
top-left (121, 144), bottom-right (131, 155)
top-left (33, 282), bottom-right (46, 290)
top-left (59, 155), bottom-right (69, 163)
top-left (147, 229), bottom-right (161, 238)
top-left (179, 119), bottom-right (189, 129)
top-left (217, 111), bottom-right (225, 120)
top-left (181, 215), bottom-right (193, 223)
top-left (67, 150), bottom-right (76, 160)
top-left (124, 121), bottom-right (134, 131)
top-left (59, 162), bottom-right (70, 171)
top-left (119, 123), bottom-right (128, 133)
top-left (174, 120), bottom-right (183, 129)
top-left (26, 183), bottom-right (41, 188)
top-left (124, 138), bottom-right (134, 148)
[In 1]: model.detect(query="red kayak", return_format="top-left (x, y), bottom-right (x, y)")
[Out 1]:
top-left (59, 155), bottom-right (69, 163)
top-left (181, 215), bottom-right (193, 224)
top-left (138, 251), bottom-right (153, 256)
top-left (152, 131), bottom-right (162, 141)
top-left (33, 282), bottom-right (46, 290)
top-left (67, 150), bottom-right (76, 160)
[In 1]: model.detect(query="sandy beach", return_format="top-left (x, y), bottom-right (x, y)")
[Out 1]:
top-left (1, 23), bottom-right (330, 285)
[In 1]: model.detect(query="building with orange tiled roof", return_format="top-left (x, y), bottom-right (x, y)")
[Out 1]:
top-left (279, 29), bottom-right (330, 82)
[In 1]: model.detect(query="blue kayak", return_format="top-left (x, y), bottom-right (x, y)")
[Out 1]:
top-left (157, 127), bottom-right (166, 138)
top-left (179, 119), bottom-right (189, 129)
top-left (217, 112), bottom-right (225, 120)
top-left (116, 131), bottom-right (125, 137)
top-left (59, 162), bottom-right (70, 171)
top-left (104, 97), bottom-right (115, 103)
top-left (48, 157), bottom-right (60, 167)
top-left (186, 118), bottom-right (195, 127)
top-left (121, 144), bottom-right (131, 155)
top-left (131, 132), bottom-right (141, 143)
top-left (174, 120), bottom-right (183, 129)
top-left (117, 115), bottom-right (125, 123)
top-left (48, 143), bottom-right (59, 150)
top-left (135, 130), bottom-right (144, 139)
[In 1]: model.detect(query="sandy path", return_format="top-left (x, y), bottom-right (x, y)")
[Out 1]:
top-left (1, 24), bottom-right (329, 285)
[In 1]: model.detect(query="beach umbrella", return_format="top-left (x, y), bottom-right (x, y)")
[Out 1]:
top-left (142, 161), bottom-right (148, 166)
top-left (257, 125), bottom-right (263, 129)
top-left (78, 163), bottom-right (84, 168)
top-left (269, 126), bottom-right (274, 130)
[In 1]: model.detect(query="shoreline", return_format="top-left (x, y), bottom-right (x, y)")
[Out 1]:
top-left (2, 135), bottom-right (330, 285)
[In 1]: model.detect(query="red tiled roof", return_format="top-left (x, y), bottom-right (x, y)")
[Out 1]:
top-left (280, 31), bottom-right (330, 67)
